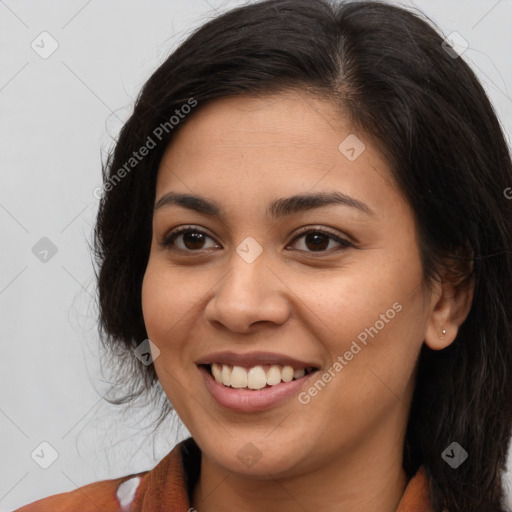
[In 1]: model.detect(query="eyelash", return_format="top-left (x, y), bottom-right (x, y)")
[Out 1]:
top-left (160, 225), bottom-right (353, 255)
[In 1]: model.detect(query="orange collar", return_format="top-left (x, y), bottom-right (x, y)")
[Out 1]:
top-left (395, 466), bottom-right (434, 512)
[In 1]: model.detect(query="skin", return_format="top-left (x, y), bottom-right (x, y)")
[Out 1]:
top-left (141, 90), bottom-right (474, 512)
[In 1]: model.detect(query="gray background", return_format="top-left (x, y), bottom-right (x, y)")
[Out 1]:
top-left (1, 0), bottom-right (511, 510)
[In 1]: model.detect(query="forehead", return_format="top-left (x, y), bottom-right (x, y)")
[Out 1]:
top-left (160, 93), bottom-right (347, 165)
top-left (155, 91), bottom-right (400, 217)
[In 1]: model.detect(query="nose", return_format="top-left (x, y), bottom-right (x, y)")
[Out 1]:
top-left (204, 252), bottom-right (290, 333)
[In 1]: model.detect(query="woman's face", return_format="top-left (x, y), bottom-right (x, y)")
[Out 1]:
top-left (142, 91), bottom-right (438, 478)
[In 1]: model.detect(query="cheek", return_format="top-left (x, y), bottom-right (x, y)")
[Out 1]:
top-left (141, 259), bottom-right (213, 368)
top-left (304, 254), bottom-right (427, 391)
top-left (141, 265), bottom-right (168, 339)
top-left (141, 263), bottom-right (193, 405)
top-left (306, 290), bottom-right (425, 437)
top-left (302, 257), bottom-right (422, 340)
top-left (141, 261), bottom-right (190, 351)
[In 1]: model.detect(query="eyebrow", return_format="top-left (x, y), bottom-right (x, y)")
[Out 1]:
top-left (154, 191), bottom-right (375, 219)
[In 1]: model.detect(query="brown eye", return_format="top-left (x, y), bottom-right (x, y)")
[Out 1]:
top-left (288, 229), bottom-right (352, 253)
top-left (180, 231), bottom-right (208, 250)
top-left (161, 227), bottom-right (218, 252)
top-left (303, 232), bottom-right (330, 251)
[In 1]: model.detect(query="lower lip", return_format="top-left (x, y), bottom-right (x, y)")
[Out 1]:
top-left (198, 365), bottom-right (317, 413)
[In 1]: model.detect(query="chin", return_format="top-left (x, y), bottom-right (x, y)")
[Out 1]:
top-left (197, 433), bottom-right (309, 478)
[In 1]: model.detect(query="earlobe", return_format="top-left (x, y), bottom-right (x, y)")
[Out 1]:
top-left (424, 275), bottom-right (475, 351)
top-left (424, 322), bottom-right (453, 351)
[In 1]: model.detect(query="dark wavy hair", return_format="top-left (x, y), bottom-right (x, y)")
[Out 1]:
top-left (92, 0), bottom-right (512, 510)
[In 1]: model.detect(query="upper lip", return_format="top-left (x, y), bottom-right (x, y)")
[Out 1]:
top-left (195, 351), bottom-right (320, 369)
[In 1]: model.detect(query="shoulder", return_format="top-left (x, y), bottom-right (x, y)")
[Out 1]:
top-left (14, 473), bottom-right (147, 512)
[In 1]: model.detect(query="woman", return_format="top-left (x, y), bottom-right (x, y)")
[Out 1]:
top-left (16, 0), bottom-right (512, 510)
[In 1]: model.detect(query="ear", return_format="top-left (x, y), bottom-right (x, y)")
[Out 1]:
top-left (424, 271), bottom-right (475, 351)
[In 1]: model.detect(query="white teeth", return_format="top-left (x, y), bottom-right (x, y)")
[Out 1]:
top-left (281, 365), bottom-right (294, 382)
top-left (247, 366), bottom-right (267, 389)
top-left (221, 365), bottom-right (232, 386)
top-left (212, 363), bottom-right (222, 382)
top-left (230, 366), bottom-right (248, 388)
top-left (266, 365), bottom-right (282, 385)
top-left (294, 368), bottom-right (305, 379)
top-left (209, 363), bottom-right (312, 389)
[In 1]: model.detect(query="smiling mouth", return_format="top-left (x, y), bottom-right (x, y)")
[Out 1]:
top-left (200, 363), bottom-right (319, 390)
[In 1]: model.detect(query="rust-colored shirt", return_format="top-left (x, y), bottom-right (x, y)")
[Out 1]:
top-left (15, 437), bottom-right (433, 511)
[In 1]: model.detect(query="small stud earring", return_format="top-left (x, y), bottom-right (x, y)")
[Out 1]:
top-left (440, 328), bottom-right (446, 340)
